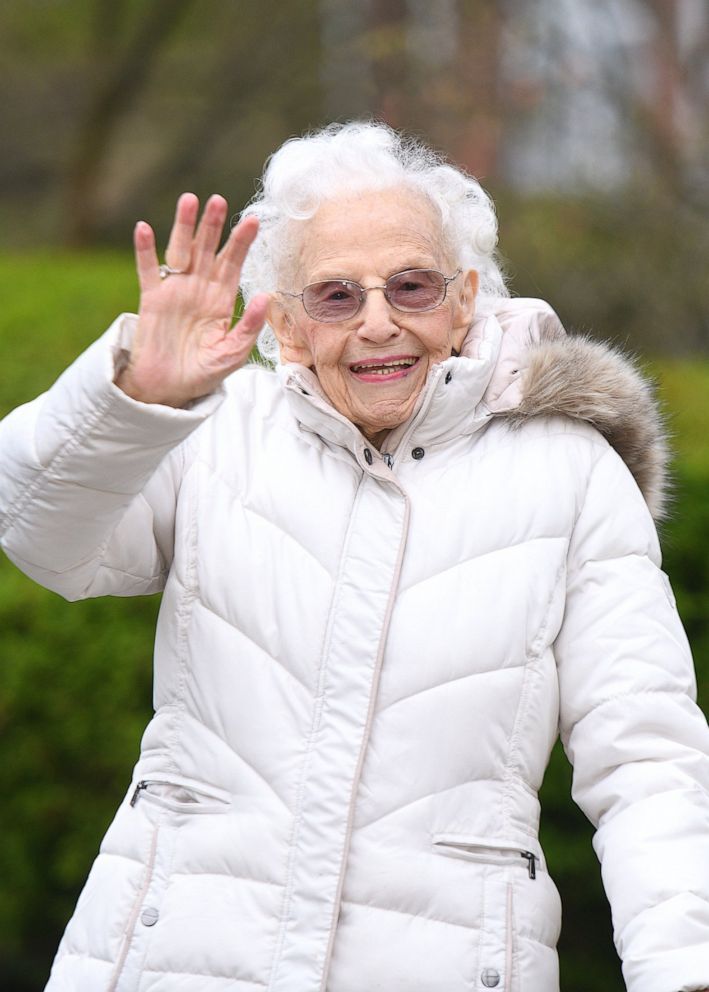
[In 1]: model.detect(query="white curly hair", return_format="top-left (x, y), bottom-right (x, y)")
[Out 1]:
top-left (238, 121), bottom-right (508, 363)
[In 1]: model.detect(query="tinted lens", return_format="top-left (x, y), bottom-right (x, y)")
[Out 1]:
top-left (386, 269), bottom-right (446, 311)
top-left (302, 280), bottom-right (361, 321)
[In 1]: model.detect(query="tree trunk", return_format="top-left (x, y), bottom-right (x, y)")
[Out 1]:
top-left (64, 0), bottom-right (194, 245)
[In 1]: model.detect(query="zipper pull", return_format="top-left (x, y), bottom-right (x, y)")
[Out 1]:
top-left (382, 453), bottom-right (394, 469)
top-left (521, 851), bottom-right (537, 879)
top-left (130, 780), bottom-right (148, 807)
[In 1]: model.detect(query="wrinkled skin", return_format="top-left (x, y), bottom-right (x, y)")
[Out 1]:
top-left (268, 188), bottom-right (478, 447)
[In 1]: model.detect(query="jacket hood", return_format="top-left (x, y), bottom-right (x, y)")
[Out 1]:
top-left (472, 299), bottom-right (670, 521)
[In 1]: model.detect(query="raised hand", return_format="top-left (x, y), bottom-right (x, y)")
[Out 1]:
top-left (116, 193), bottom-right (269, 407)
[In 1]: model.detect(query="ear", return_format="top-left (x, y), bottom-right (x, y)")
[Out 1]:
top-left (266, 295), bottom-right (314, 366)
top-left (451, 269), bottom-right (479, 352)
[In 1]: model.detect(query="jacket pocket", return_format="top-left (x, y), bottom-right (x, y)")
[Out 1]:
top-left (432, 833), bottom-right (540, 879)
top-left (128, 775), bottom-right (232, 815)
top-left (432, 835), bottom-right (533, 991)
top-left (106, 776), bottom-right (232, 991)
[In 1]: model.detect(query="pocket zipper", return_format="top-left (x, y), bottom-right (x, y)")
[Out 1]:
top-left (130, 778), bottom-right (231, 813)
top-left (432, 836), bottom-right (540, 879)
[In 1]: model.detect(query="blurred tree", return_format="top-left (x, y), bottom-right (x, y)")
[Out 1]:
top-left (66, 0), bottom-right (196, 245)
top-left (625, 0), bottom-right (709, 200)
top-left (0, 0), bottom-right (323, 247)
top-left (368, 0), bottom-right (408, 123)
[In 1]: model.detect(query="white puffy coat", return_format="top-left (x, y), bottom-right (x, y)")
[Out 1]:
top-left (1, 298), bottom-right (708, 992)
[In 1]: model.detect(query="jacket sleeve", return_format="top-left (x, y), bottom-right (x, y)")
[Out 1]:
top-left (554, 442), bottom-right (709, 992)
top-left (0, 313), bottom-right (224, 601)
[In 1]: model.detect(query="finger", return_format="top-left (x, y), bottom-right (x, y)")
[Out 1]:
top-left (134, 221), bottom-right (161, 293)
top-left (165, 192), bottom-right (199, 270)
top-left (227, 293), bottom-right (269, 353)
top-left (192, 194), bottom-right (229, 275)
top-left (215, 215), bottom-right (260, 293)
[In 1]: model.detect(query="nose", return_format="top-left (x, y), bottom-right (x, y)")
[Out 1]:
top-left (355, 286), bottom-right (402, 343)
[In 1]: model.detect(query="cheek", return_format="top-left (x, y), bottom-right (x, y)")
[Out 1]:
top-left (421, 314), bottom-right (456, 357)
top-left (305, 329), bottom-right (345, 372)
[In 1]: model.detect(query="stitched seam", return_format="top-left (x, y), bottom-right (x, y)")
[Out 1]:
top-left (165, 477), bottom-right (200, 777)
top-left (38, 475), bottom-right (146, 495)
top-left (501, 557), bottom-right (566, 830)
top-left (169, 869), bottom-right (283, 887)
top-left (233, 497), bottom-right (333, 579)
top-left (377, 664), bottom-right (527, 718)
top-left (340, 897), bottom-right (483, 933)
top-left (133, 816), bottom-right (182, 979)
top-left (357, 778), bottom-right (505, 833)
top-left (141, 966), bottom-right (267, 985)
top-left (574, 685), bottom-right (692, 724)
top-left (477, 864), bottom-right (487, 989)
top-left (2, 392), bottom-right (115, 536)
top-left (178, 710), bottom-right (291, 811)
top-left (488, 420), bottom-right (611, 458)
top-left (105, 812), bottom-right (164, 992)
top-left (194, 596), bottom-right (312, 696)
top-left (56, 950), bottom-right (116, 965)
top-left (94, 562), bottom-right (166, 583)
top-left (195, 458), bottom-right (334, 579)
top-left (95, 850), bottom-right (156, 868)
top-left (398, 535), bottom-right (564, 597)
top-left (564, 444), bottom-right (611, 576)
top-left (506, 881), bottom-right (514, 991)
top-left (319, 486), bottom-right (412, 990)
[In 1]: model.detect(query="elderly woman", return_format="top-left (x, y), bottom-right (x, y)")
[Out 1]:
top-left (1, 122), bottom-right (708, 992)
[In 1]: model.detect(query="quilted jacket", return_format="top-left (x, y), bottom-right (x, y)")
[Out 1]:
top-left (1, 298), bottom-right (708, 992)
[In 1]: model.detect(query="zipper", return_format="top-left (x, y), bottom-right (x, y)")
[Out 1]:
top-left (387, 365), bottom-right (444, 464)
top-left (520, 851), bottom-right (537, 879)
top-left (382, 453), bottom-right (394, 469)
top-left (432, 835), bottom-right (540, 880)
top-left (130, 777), bottom-right (231, 813)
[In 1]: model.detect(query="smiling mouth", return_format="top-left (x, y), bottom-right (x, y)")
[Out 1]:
top-left (349, 356), bottom-right (420, 376)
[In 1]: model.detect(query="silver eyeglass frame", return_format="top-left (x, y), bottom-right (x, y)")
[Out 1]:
top-left (278, 268), bottom-right (462, 323)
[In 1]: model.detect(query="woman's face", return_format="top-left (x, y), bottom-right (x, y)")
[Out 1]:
top-left (269, 187), bottom-right (478, 447)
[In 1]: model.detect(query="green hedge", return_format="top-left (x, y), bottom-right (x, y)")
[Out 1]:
top-left (0, 252), bottom-right (707, 991)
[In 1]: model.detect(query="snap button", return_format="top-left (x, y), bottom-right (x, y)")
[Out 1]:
top-left (481, 968), bottom-right (500, 988)
top-left (411, 447), bottom-right (425, 460)
top-left (363, 448), bottom-right (373, 465)
top-left (141, 906), bottom-right (159, 927)
top-left (445, 371), bottom-right (453, 384)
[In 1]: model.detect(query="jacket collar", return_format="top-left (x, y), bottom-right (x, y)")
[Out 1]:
top-left (276, 296), bottom-right (561, 457)
top-left (275, 296), bottom-right (668, 518)
top-left (277, 308), bottom-right (506, 461)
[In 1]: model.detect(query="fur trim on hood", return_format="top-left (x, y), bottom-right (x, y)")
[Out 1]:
top-left (476, 301), bottom-right (670, 521)
top-left (511, 329), bottom-right (670, 521)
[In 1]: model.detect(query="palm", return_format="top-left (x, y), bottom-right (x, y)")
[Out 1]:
top-left (118, 193), bottom-right (269, 407)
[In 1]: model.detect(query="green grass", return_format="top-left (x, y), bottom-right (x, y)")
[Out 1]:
top-left (652, 360), bottom-right (709, 473)
top-left (0, 250), bottom-right (139, 416)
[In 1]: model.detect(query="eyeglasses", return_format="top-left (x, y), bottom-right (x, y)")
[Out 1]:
top-left (280, 268), bottom-right (461, 323)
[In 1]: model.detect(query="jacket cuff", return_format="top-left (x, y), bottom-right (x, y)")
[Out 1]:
top-left (621, 941), bottom-right (709, 992)
top-left (33, 313), bottom-right (225, 490)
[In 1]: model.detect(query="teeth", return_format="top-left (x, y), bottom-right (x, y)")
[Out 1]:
top-left (351, 359), bottom-right (417, 374)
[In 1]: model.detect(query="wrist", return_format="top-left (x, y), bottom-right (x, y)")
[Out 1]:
top-left (114, 361), bottom-right (184, 408)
